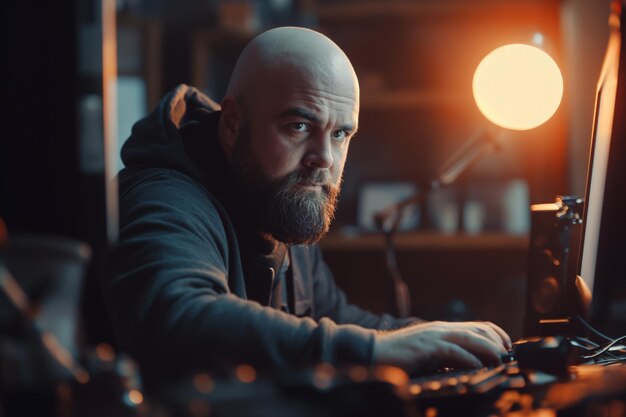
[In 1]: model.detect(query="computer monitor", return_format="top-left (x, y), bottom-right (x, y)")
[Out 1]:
top-left (578, 0), bottom-right (626, 336)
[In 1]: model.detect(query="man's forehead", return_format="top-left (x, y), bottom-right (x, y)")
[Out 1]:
top-left (258, 58), bottom-right (358, 101)
top-left (279, 81), bottom-right (358, 111)
top-left (246, 71), bottom-right (359, 125)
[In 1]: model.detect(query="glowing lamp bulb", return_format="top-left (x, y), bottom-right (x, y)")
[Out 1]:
top-left (473, 44), bottom-right (563, 130)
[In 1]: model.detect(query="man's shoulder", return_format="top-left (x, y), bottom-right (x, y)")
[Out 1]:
top-left (120, 167), bottom-right (209, 200)
top-left (118, 167), bottom-right (227, 225)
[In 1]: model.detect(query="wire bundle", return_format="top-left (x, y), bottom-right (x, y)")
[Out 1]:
top-left (570, 316), bottom-right (626, 365)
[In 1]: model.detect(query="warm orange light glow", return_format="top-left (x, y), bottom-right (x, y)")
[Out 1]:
top-left (235, 364), bottom-right (257, 383)
top-left (75, 369), bottom-right (90, 385)
top-left (409, 384), bottom-right (422, 395)
top-left (425, 406), bottom-right (438, 417)
top-left (127, 389), bottom-right (144, 405)
top-left (347, 365), bottom-right (368, 383)
top-left (473, 44), bottom-right (563, 130)
top-left (312, 363), bottom-right (336, 389)
top-left (373, 365), bottom-right (409, 386)
top-left (96, 343), bottom-right (115, 362)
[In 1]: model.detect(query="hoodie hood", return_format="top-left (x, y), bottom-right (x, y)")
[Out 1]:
top-left (121, 84), bottom-right (221, 185)
top-left (118, 84), bottom-right (290, 306)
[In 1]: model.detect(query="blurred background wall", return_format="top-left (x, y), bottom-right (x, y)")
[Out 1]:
top-left (0, 0), bottom-right (612, 341)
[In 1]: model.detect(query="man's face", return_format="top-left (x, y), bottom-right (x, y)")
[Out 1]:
top-left (230, 78), bottom-right (359, 244)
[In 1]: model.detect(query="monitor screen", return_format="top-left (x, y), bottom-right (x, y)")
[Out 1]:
top-left (578, 0), bottom-right (626, 335)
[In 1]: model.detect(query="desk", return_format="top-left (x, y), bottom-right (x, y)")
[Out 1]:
top-left (144, 363), bottom-right (626, 417)
top-left (540, 365), bottom-right (626, 412)
top-left (4, 362), bottom-right (626, 416)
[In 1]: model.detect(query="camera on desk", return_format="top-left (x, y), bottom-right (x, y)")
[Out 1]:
top-left (524, 196), bottom-right (587, 337)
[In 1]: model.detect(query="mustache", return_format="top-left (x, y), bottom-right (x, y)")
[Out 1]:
top-left (283, 169), bottom-right (336, 191)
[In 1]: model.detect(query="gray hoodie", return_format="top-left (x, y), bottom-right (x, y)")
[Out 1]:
top-left (102, 84), bottom-right (416, 378)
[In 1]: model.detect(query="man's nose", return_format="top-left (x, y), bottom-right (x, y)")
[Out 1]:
top-left (303, 134), bottom-right (334, 169)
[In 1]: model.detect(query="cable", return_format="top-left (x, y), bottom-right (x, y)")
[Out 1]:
top-left (571, 336), bottom-right (622, 361)
top-left (593, 352), bottom-right (626, 365)
top-left (583, 335), bottom-right (626, 359)
top-left (569, 316), bottom-right (626, 362)
top-left (570, 337), bottom-right (599, 350)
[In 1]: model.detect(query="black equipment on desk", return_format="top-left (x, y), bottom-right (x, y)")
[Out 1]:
top-left (524, 196), bottom-right (585, 337)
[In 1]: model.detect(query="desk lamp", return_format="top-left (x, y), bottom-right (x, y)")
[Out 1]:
top-left (375, 43), bottom-right (564, 317)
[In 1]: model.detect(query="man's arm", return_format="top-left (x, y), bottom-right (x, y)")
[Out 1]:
top-left (102, 171), bottom-right (376, 376)
top-left (306, 242), bottom-right (512, 373)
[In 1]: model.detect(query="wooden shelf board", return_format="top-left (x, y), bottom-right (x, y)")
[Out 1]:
top-left (320, 231), bottom-right (529, 251)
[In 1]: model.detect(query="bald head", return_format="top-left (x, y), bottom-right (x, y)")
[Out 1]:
top-left (226, 27), bottom-right (359, 108)
top-left (218, 27), bottom-right (360, 244)
top-left (218, 26), bottom-right (360, 166)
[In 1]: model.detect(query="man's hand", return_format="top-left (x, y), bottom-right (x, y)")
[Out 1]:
top-left (373, 321), bottom-right (512, 375)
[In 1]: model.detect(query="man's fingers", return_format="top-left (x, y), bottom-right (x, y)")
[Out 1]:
top-left (471, 323), bottom-right (509, 351)
top-left (442, 330), bottom-right (503, 366)
top-left (452, 321), bottom-right (512, 351)
top-left (435, 340), bottom-right (483, 369)
top-left (483, 322), bottom-right (512, 350)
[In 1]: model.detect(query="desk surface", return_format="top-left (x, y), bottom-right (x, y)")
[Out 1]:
top-left (143, 363), bottom-right (626, 417)
top-left (4, 361), bottom-right (626, 416)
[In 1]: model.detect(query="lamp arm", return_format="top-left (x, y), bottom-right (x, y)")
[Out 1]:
top-left (374, 127), bottom-right (501, 234)
top-left (436, 127), bottom-right (501, 187)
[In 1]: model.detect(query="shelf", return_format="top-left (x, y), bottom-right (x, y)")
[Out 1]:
top-left (320, 231), bottom-right (529, 251)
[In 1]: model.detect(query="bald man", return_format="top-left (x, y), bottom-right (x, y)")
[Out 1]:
top-left (103, 27), bottom-right (510, 379)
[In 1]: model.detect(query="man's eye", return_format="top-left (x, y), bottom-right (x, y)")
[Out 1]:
top-left (290, 122), bottom-right (310, 133)
top-left (332, 130), bottom-right (347, 141)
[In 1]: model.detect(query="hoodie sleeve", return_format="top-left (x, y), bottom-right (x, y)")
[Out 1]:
top-left (102, 170), bottom-right (376, 377)
top-left (309, 245), bottom-right (423, 330)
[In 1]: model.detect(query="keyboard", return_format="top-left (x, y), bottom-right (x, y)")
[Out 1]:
top-left (407, 360), bottom-right (523, 400)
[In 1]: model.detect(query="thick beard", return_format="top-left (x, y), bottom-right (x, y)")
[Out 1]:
top-left (230, 130), bottom-right (340, 245)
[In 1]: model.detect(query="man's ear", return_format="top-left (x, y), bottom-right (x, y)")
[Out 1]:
top-left (219, 95), bottom-right (241, 158)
